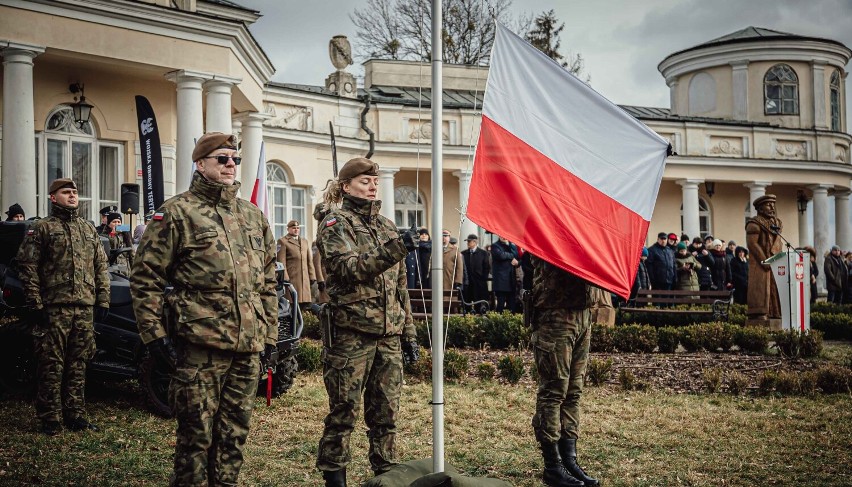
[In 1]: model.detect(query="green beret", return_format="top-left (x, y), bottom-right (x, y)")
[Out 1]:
top-left (49, 178), bottom-right (76, 194)
top-left (192, 132), bottom-right (237, 162)
top-left (338, 157), bottom-right (379, 180)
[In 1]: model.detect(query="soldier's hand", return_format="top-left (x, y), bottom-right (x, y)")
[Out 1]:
top-left (149, 337), bottom-right (177, 372)
top-left (94, 306), bottom-right (109, 322)
top-left (401, 340), bottom-right (420, 366)
top-left (401, 230), bottom-right (419, 252)
top-left (310, 279), bottom-right (317, 286)
top-left (317, 281), bottom-right (326, 292)
top-left (261, 343), bottom-right (277, 372)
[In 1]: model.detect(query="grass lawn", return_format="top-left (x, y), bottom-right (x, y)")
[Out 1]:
top-left (0, 371), bottom-right (849, 487)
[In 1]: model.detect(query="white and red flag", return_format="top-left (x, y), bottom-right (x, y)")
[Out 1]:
top-left (250, 141), bottom-right (269, 217)
top-left (467, 24), bottom-right (670, 298)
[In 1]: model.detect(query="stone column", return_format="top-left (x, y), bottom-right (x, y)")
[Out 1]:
top-left (677, 179), bottom-right (702, 239)
top-left (812, 61), bottom-right (828, 130)
top-left (810, 184), bottom-right (832, 293)
top-left (666, 76), bottom-right (679, 114)
top-left (235, 113), bottom-right (265, 196)
top-left (378, 166), bottom-right (400, 222)
top-left (797, 199), bottom-right (811, 247)
top-left (835, 189), bottom-right (852, 250)
top-left (165, 70), bottom-right (208, 193)
top-left (453, 169), bottom-right (477, 240)
top-left (231, 118), bottom-right (242, 184)
top-left (1, 44), bottom-right (44, 214)
top-left (204, 76), bottom-right (240, 134)
top-left (744, 181), bottom-right (771, 217)
top-left (731, 60), bottom-right (749, 120)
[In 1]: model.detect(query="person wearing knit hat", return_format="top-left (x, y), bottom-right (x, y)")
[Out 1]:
top-left (708, 238), bottom-right (732, 292)
top-left (674, 241), bottom-right (702, 291)
top-left (5, 203), bottom-right (25, 221)
top-left (104, 212), bottom-right (132, 270)
top-left (647, 231), bottom-right (676, 292)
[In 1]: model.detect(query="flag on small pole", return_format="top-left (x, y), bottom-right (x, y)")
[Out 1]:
top-left (467, 24), bottom-right (670, 299)
top-left (250, 141), bottom-right (269, 218)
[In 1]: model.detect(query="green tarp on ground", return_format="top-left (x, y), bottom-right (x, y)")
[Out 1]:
top-left (362, 458), bottom-right (513, 487)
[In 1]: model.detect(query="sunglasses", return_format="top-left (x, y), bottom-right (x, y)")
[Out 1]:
top-left (205, 155), bottom-right (242, 165)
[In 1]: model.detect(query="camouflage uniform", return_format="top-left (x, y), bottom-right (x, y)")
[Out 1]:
top-left (529, 256), bottom-right (592, 443)
top-left (15, 203), bottom-right (110, 424)
top-left (315, 193), bottom-right (415, 474)
top-left (131, 171), bottom-right (277, 487)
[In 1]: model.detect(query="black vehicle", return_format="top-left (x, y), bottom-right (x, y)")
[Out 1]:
top-left (0, 221), bottom-right (302, 417)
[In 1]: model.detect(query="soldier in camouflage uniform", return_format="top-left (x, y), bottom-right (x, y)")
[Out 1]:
top-left (314, 158), bottom-right (420, 487)
top-left (15, 178), bottom-right (110, 435)
top-left (529, 255), bottom-right (599, 487)
top-left (131, 133), bottom-right (278, 487)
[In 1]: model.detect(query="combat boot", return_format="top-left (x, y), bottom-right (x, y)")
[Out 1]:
top-left (64, 417), bottom-right (99, 432)
top-left (322, 468), bottom-right (347, 487)
top-left (41, 420), bottom-right (61, 436)
top-left (558, 438), bottom-right (599, 486)
top-left (540, 441), bottom-right (584, 487)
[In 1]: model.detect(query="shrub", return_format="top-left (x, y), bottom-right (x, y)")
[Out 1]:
top-left (810, 312), bottom-right (852, 340)
top-left (657, 327), bottom-right (680, 353)
top-left (758, 370), bottom-right (779, 395)
top-left (406, 347), bottom-right (432, 381)
top-left (617, 306), bottom-right (717, 327)
top-left (613, 324), bottom-right (658, 353)
top-left (446, 315), bottom-right (480, 348)
top-left (591, 323), bottom-right (616, 353)
top-left (476, 362), bottom-right (496, 381)
top-left (694, 322), bottom-right (736, 352)
top-left (302, 312), bottom-right (321, 340)
top-left (585, 357), bottom-right (613, 386)
top-left (775, 370), bottom-right (801, 395)
top-left (415, 321), bottom-right (431, 348)
top-left (816, 365), bottom-right (852, 394)
top-left (703, 368), bottom-right (722, 393)
top-left (773, 330), bottom-right (824, 358)
top-left (811, 302), bottom-right (852, 315)
top-left (799, 371), bottom-right (818, 395)
top-left (619, 369), bottom-right (636, 391)
top-left (480, 312), bottom-right (528, 349)
top-left (678, 326), bottom-right (702, 352)
top-left (443, 349), bottom-right (469, 381)
top-left (497, 355), bottom-right (525, 384)
top-left (734, 326), bottom-right (770, 354)
top-left (726, 371), bottom-right (749, 395)
top-left (295, 341), bottom-right (322, 372)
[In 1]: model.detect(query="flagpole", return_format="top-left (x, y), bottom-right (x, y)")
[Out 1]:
top-left (430, 0), bottom-right (445, 474)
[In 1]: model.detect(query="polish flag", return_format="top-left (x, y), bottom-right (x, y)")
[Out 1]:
top-left (250, 141), bottom-right (269, 217)
top-left (467, 24), bottom-right (670, 298)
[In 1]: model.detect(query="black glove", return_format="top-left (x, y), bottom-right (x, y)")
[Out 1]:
top-left (94, 306), bottom-right (109, 322)
top-left (26, 307), bottom-right (48, 326)
top-left (401, 340), bottom-right (420, 366)
top-left (261, 344), bottom-right (277, 371)
top-left (149, 337), bottom-right (177, 372)
top-left (317, 281), bottom-right (326, 292)
top-left (401, 230), bottom-right (419, 252)
top-left (310, 280), bottom-right (317, 286)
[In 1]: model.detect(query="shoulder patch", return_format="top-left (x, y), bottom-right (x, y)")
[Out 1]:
top-left (153, 211), bottom-right (165, 221)
top-left (325, 217), bottom-right (337, 227)
top-left (26, 229), bottom-right (35, 236)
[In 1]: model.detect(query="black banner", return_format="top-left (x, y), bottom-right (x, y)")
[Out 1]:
top-left (134, 95), bottom-right (164, 214)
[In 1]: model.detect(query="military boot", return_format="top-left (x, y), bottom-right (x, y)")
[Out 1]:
top-left (41, 420), bottom-right (61, 436)
top-left (559, 438), bottom-right (599, 486)
top-left (64, 417), bottom-right (99, 432)
top-left (322, 468), bottom-right (347, 487)
top-left (540, 441), bottom-right (584, 487)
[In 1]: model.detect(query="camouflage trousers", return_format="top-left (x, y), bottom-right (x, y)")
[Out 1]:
top-left (531, 307), bottom-right (592, 444)
top-left (317, 328), bottom-right (403, 473)
top-left (169, 345), bottom-right (259, 487)
top-left (33, 305), bottom-right (96, 423)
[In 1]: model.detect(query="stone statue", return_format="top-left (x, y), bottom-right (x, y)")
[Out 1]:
top-left (329, 35), bottom-right (353, 71)
top-left (745, 194), bottom-right (783, 328)
top-left (325, 35), bottom-right (356, 98)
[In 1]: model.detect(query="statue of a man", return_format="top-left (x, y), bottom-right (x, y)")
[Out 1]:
top-left (745, 194), bottom-right (783, 324)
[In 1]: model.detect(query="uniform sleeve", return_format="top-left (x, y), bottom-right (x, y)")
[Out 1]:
top-left (92, 227), bottom-right (110, 307)
top-left (261, 220), bottom-right (279, 346)
top-left (318, 217), bottom-right (408, 283)
top-left (275, 239), bottom-right (290, 281)
top-left (397, 261), bottom-right (416, 340)
top-left (15, 224), bottom-right (45, 309)
top-left (130, 210), bottom-right (179, 344)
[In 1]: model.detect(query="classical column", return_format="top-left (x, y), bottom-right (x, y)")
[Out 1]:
top-left (731, 60), bottom-right (749, 120)
top-left (677, 179), bottom-right (702, 239)
top-left (666, 76), bottom-right (679, 114)
top-left (166, 70), bottom-right (208, 193)
top-left (1, 44), bottom-right (44, 214)
top-left (797, 199), bottom-right (811, 247)
top-left (744, 181), bottom-right (771, 217)
top-left (453, 169), bottom-right (477, 240)
top-left (835, 189), bottom-right (852, 250)
top-left (378, 166), bottom-right (400, 222)
top-left (204, 76), bottom-right (240, 134)
top-left (810, 184), bottom-right (832, 293)
top-left (231, 119), bottom-right (242, 184)
top-left (235, 113), bottom-right (265, 195)
top-left (812, 61), bottom-right (828, 130)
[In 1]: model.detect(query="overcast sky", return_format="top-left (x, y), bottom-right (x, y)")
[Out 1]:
top-left (237, 0), bottom-right (852, 113)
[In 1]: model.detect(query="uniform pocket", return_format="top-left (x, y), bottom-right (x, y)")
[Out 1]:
top-left (169, 364), bottom-right (200, 415)
top-left (532, 334), bottom-right (563, 380)
top-left (322, 351), bottom-right (350, 404)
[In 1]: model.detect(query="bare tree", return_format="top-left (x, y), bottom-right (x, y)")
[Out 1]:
top-left (525, 9), bottom-right (589, 82)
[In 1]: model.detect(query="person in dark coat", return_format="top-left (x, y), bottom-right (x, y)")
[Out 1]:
top-left (730, 246), bottom-right (749, 304)
top-left (461, 234), bottom-right (491, 312)
top-left (629, 247), bottom-right (651, 301)
top-left (646, 232), bottom-right (675, 291)
top-left (491, 236), bottom-right (518, 312)
top-left (5, 203), bottom-right (25, 221)
top-left (690, 237), bottom-right (714, 291)
top-left (824, 245), bottom-right (848, 304)
top-left (708, 239), bottom-right (732, 291)
top-left (415, 228), bottom-right (432, 288)
top-left (803, 246), bottom-right (818, 305)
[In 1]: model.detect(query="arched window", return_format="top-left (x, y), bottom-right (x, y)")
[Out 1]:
top-left (266, 162), bottom-right (306, 239)
top-left (764, 64), bottom-right (799, 115)
top-left (394, 186), bottom-right (425, 229)
top-left (41, 106), bottom-right (122, 221)
top-left (830, 70), bottom-right (841, 131)
top-left (680, 197), bottom-right (712, 240)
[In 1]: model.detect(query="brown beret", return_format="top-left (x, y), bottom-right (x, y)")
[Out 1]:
top-left (192, 132), bottom-right (237, 162)
top-left (338, 157), bottom-right (379, 180)
top-left (49, 178), bottom-right (76, 194)
top-left (753, 194), bottom-right (777, 209)
top-left (287, 220), bottom-right (300, 228)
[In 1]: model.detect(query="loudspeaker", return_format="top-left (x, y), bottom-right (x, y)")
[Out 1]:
top-left (121, 183), bottom-right (140, 215)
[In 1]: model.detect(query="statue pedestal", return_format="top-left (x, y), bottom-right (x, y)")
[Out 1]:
top-left (746, 318), bottom-right (782, 330)
top-left (325, 70), bottom-right (356, 98)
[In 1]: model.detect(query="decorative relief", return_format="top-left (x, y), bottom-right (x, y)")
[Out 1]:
top-left (263, 103), bottom-right (313, 131)
top-left (773, 139), bottom-right (807, 160)
top-left (835, 144), bottom-right (849, 163)
top-left (708, 137), bottom-right (743, 156)
top-left (409, 120), bottom-right (450, 143)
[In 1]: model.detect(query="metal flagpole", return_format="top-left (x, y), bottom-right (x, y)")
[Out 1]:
top-left (430, 0), bottom-right (445, 474)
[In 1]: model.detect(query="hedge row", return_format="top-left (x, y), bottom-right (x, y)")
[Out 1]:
top-left (414, 312), bottom-right (528, 350)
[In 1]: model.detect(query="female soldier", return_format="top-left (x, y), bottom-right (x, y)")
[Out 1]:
top-left (314, 158), bottom-right (419, 487)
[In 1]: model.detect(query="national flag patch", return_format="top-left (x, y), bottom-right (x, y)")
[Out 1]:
top-left (26, 229), bottom-right (34, 236)
top-left (325, 218), bottom-right (337, 227)
top-left (153, 212), bottom-right (165, 221)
